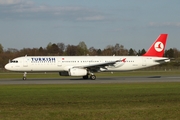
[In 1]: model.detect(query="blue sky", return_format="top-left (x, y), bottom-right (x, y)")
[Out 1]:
top-left (0, 0), bottom-right (180, 51)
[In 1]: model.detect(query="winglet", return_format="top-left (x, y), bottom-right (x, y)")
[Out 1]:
top-left (143, 34), bottom-right (168, 57)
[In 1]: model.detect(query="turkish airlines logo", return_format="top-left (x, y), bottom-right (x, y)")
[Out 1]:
top-left (154, 42), bottom-right (164, 52)
top-left (112, 58), bottom-right (126, 68)
top-left (121, 58), bottom-right (126, 63)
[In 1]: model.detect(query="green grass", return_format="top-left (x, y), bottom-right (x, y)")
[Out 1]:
top-left (0, 83), bottom-right (180, 120)
top-left (1, 70), bottom-right (180, 79)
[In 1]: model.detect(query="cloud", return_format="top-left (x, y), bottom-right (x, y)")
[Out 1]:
top-left (0, 0), bottom-right (23, 5)
top-left (0, 0), bottom-right (106, 22)
top-left (76, 15), bottom-right (105, 21)
top-left (149, 22), bottom-right (180, 28)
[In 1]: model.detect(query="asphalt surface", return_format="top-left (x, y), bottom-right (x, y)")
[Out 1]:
top-left (0, 76), bottom-right (180, 84)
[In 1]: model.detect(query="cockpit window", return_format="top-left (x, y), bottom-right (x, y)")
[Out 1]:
top-left (10, 60), bottom-right (18, 63)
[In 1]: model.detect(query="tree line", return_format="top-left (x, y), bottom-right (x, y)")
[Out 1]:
top-left (0, 42), bottom-right (180, 69)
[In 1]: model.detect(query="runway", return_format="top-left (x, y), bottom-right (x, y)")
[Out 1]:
top-left (0, 76), bottom-right (180, 84)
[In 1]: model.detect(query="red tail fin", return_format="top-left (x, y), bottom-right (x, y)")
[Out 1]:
top-left (143, 34), bottom-right (168, 57)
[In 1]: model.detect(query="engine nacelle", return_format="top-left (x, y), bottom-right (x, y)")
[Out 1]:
top-left (68, 68), bottom-right (87, 76)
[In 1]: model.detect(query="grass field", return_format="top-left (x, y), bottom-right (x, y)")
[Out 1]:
top-left (0, 83), bottom-right (180, 120)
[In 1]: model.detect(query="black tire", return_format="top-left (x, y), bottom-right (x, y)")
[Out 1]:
top-left (23, 77), bottom-right (26, 80)
top-left (90, 75), bottom-right (96, 80)
top-left (83, 75), bottom-right (89, 79)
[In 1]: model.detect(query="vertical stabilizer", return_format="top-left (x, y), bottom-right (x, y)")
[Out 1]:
top-left (143, 34), bottom-right (168, 57)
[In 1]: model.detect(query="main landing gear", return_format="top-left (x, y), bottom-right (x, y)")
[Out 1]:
top-left (23, 72), bottom-right (27, 80)
top-left (83, 73), bottom-right (96, 80)
top-left (90, 75), bottom-right (96, 80)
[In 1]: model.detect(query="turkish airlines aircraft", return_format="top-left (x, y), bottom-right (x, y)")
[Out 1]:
top-left (5, 34), bottom-right (170, 80)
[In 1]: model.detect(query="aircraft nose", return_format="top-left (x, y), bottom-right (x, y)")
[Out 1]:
top-left (5, 64), bottom-right (11, 70)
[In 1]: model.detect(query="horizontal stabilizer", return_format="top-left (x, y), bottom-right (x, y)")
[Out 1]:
top-left (154, 58), bottom-right (170, 63)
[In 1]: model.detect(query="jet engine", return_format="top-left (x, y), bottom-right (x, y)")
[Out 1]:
top-left (68, 68), bottom-right (87, 76)
top-left (59, 68), bottom-right (87, 76)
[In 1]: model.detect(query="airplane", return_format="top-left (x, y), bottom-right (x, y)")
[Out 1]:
top-left (5, 34), bottom-right (170, 80)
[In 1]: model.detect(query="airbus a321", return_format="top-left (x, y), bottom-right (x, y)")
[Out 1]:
top-left (5, 34), bottom-right (170, 80)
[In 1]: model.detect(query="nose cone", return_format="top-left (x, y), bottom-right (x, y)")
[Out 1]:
top-left (5, 63), bottom-right (11, 70)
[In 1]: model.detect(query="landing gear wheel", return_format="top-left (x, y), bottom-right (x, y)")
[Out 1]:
top-left (23, 72), bottom-right (27, 80)
top-left (90, 75), bottom-right (96, 80)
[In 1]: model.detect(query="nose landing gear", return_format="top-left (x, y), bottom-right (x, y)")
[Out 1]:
top-left (23, 72), bottom-right (27, 80)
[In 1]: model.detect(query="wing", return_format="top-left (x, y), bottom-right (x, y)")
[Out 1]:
top-left (73, 60), bottom-right (119, 72)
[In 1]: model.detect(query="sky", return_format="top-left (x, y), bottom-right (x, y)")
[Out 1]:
top-left (0, 0), bottom-right (180, 51)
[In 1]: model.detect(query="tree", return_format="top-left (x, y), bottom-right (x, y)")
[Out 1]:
top-left (165, 48), bottom-right (174, 58)
top-left (78, 41), bottom-right (88, 55)
top-left (114, 43), bottom-right (120, 55)
top-left (38, 47), bottom-right (46, 55)
top-left (57, 42), bottom-right (65, 55)
top-left (6, 48), bottom-right (19, 54)
top-left (65, 45), bottom-right (79, 56)
top-left (50, 44), bottom-right (59, 55)
top-left (119, 45), bottom-right (128, 55)
top-left (46, 43), bottom-right (59, 55)
top-left (0, 43), bottom-right (3, 54)
top-left (97, 49), bottom-right (102, 55)
top-left (102, 45), bottom-right (114, 55)
top-left (141, 49), bottom-right (146, 55)
top-left (137, 49), bottom-right (146, 55)
top-left (46, 42), bottom-right (52, 51)
top-left (128, 48), bottom-right (135, 56)
top-left (89, 47), bottom-right (97, 55)
top-left (19, 48), bottom-right (32, 56)
top-left (78, 41), bottom-right (87, 51)
top-left (137, 49), bottom-right (146, 56)
top-left (172, 48), bottom-right (180, 58)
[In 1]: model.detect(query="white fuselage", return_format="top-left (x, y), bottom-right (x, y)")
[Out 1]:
top-left (5, 56), bottom-right (169, 72)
